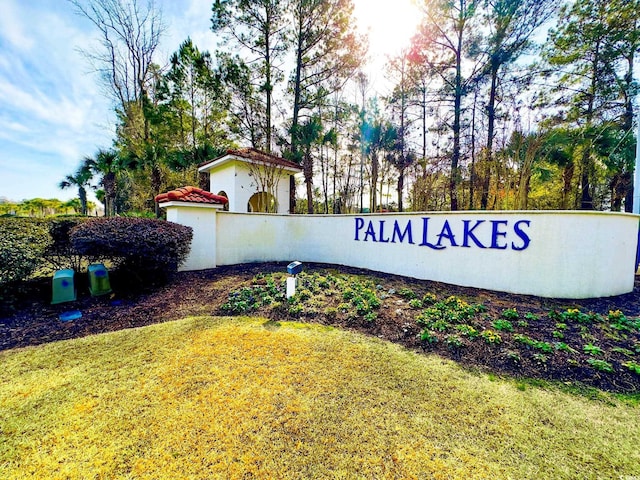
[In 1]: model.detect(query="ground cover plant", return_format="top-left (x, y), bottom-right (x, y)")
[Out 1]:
top-left (218, 269), bottom-right (640, 392)
top-left (1, 316), bottom-right (639, 479)
top-left (2, 263), bottom-right (640, 393)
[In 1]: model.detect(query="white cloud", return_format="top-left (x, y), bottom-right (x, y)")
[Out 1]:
top-left (0, 0), bottom-right (36, 51)
top-left (0, 1), bottom-right (116, 202)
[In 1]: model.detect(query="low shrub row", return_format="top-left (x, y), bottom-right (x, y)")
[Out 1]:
top-left (0, 218), bottom-right (50, 285)
top-left (71, 217), bottom-right (192, 284)
top-left (0, 217), bottom-right (192, 291)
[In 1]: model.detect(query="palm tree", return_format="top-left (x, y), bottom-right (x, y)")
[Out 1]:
top-left (59, 165), bottom-right (92, 215)
top-left (83, 148), bottom-right (121, 216)
top-left (362, 119), bottom-right (397, 212)
top-left (64, 198), bottom-right (81, 215)
top-left (293, 116), bottom-right (323, 214)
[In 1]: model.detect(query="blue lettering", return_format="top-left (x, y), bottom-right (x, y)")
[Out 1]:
top-left (512, 220), bottom-right (531, 251)
top-left (419, 217), bottom-right (445, 250)
top-left (355, 217), bottom-right (365, 240)
top-left (378, 220), bottom-right (390, 243)
top-left (462, 220), bottom-right (486, 248)
top-left (391, 220), bottom-right (414, 244)
top-left (490, 220), bottom-right (508, 250)
top-left (364, 221), bottom-right (377, 242)
top-left (357, 216), bottom-right (531, 251)
top-left (436, 220), bottom-right (458, 247)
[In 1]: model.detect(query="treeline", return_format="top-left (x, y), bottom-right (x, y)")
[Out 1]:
top-left (62, 0), bottom-right (639, 215)
top-left (0, 198), bottom-right (97, 218)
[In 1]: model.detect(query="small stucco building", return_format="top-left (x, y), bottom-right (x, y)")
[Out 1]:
top-left (198, 148), bottom-right (302, 214)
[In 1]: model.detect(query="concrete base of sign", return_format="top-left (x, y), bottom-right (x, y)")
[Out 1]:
top-left (286, 276), bottom-right (297, 299)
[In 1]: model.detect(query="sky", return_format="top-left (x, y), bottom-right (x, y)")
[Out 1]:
top-left (0, 0), bottom-right (421, 203)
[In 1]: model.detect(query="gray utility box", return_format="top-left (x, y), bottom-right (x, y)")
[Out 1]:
top-left (287, 261), bottom-right (303, 275)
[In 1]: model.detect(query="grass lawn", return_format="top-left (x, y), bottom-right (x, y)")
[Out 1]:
top-left (1, 316), bottom-right (639, 479)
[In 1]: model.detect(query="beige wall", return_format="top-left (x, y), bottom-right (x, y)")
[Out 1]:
top-left (165, 203), bottom-right (221, 271)
top-left (168, 207), bottom-right (640, 299)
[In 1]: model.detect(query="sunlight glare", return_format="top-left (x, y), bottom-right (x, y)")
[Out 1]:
top-left (353, 0), bottom-right (422, 60)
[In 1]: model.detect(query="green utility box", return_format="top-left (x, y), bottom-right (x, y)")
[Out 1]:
top-left (51, 269), bottom-right (76, 304)
top-left (88, 263), bottom-right (112, 297)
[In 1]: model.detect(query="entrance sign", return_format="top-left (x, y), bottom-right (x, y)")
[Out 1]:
top-left (354, 217), bottom-right (531, 251)
top-left (161, 203), bottom-right (639, 299)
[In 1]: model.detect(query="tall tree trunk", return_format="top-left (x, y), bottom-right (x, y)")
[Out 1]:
top-left (290, 15), bottom-right (304, 159)
top-left (470, 87), bottom-right (478, 209)
top-left (623, 51), bottom-right (635, 212)
top-left (481, 67), bottom-right (499, 210)
top-left (304, 150), bottom-right (314, 213)
top-left (580, 149), bottom-right (594, 209)
top-left (152, 163), bottom-right (162, 218)
top-left (450, 35), bottom-right (463, 211)
top-left (561, 163), bottom-right (574, 210)
top-left (79, 187), bottom-right (88, 216)
top-left (289, 175), bottom-right (296, 214)
top-left (580, 39), bottom-right (600, 210)
top-left (264, 6), bottom-right (272, 153)
top-left (104, 172), bottom-right (116, 217)
top-left (422, 84), bottom-right (427, 175)
top-left (397, 168), bottom-right (405, 212)
top-left (371, 152), bottom-right (378, 212)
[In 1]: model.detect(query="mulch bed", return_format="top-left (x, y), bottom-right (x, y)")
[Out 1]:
top-left (2, 262), bottom-right (640, 393)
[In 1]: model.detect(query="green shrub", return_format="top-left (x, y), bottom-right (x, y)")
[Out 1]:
top-left (419, 329), bottom-right (438, 343)
top-left (622, 361), bottom-right (640, 375)
top-left (554, 342), bottom-right (577, 354)
top-left (455, 324), bottom-right (479, 339)
top-left (408, 299), bottom-right (423, 309)
top-left (221, 287), bottom-right (260, 314)
top-left (587, 359), bottom-right (613, 373)
top-left (445, 334), bottom-right (464, 348)
top-left (70, 217), bottom-right (192, 285)
top-left (422, 292), bottom-right (437, 305)
top-left (480, 329), bottom-right (502, 344)
top-left (492, 319), bottom-right (514, 332)
top-left (364, 311), bottom-right (377, 322)
top-left (513, 334), bottom-right (553, 353)
top-left (324, 307), bottom-right (338, 318)
top-left (583, 344), bottom-right (603, 356)
top-left (397, 287), bottom-right (417, 299)
top-left (560, 308), bottom-right (594, 324)
top-left (416, 296), bottom-right (484, 328)
top-left (0, 218), bottom-right (50, 285)
top-left (43, 218), bottom-right (91, 271)
top-left (608, 310), bottom-right (640, 333)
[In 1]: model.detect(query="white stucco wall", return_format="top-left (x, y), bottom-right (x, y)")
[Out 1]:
top-left (206, 160), bottom-right (295, 214)
top-left (210, 211), bottom-right (639, 299)
top-left (208, 163), bottom-right (238, 210)
top-left (164, 203), bottom-right (221, 271)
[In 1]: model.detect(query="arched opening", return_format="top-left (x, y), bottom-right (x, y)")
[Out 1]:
top-left (217, 191), bottom-right (229, 211)
top-left (247, 192), bottom-right (278, 213)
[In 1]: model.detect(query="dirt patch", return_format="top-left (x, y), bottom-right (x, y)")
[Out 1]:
top-left (2, 262), bottom-right (639, 393)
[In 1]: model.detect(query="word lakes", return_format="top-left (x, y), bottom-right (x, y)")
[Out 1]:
top-left (354, 217), bottom-right (531, 251)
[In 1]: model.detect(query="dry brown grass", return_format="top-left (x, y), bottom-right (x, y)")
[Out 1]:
top-left (1, 316), bottom-right (638, 479)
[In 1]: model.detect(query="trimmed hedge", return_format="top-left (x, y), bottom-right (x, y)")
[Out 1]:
top-left (44, 218), bottom-right (92, 271)
top-left (0, 218), bottom-right (50, 285)
top-left (70, 217), bottom-right (193, 285)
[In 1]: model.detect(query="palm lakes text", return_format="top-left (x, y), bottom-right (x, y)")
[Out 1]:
top-left (354, 217), bottom-right (531, 251)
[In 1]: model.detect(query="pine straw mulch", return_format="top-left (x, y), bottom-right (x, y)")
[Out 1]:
top-left (2, 262), bottom-right (640, 393)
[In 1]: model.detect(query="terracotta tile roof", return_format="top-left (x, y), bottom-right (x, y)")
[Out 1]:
top-left (199, 147), bottom-right (302, 171)
top-left (155, 186), bottom-right (228, 205)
